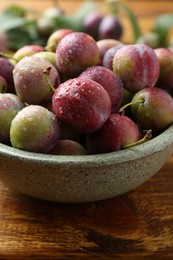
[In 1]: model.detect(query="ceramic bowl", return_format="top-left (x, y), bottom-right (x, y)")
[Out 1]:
top-left (0, 124), bottom-right (173, 203)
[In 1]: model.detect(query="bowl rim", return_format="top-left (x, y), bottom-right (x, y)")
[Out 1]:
top-left (0, 124), bottom-right (173, 167)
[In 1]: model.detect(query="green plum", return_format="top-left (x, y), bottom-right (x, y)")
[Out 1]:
top-left (131, 87), bottom-right (173, 133)
top-left (10, 105), bottom-right (60, 153)
top-left (0, 93), bottom-right (25, 144)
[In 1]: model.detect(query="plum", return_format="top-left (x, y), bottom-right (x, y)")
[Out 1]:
top-left (33, 51), bottom-right (56, 67)
top-left (46, 28), bottom-right (73, 52)
top-left (51, 140), bottom-right (87, 155)
top-left (10, 105), bottom-right (60, 153)
top-left (79, 66), bottom-right (123, 112)
top-left (52, 77), bottom-right (111, 133)
top-left (154, 48), bottom-right (173, 90)
top-left (131, 87), bottom-right (173, 132)
top-left (102, 44), bottom-right (124, 70)
top-left (13, 56), bottom-right (60, 105)
top-left (0, 76), bottom-right (7, 93)
top-left (0, 57), bottom-right (15, 93)
top-left (86, 113), bottom-right (140, 154)
top-left (0, 93), bottom-right (25, 144)
top-left (96, 38), bottom-right (122, 62)
top-left (55, 32), bottom-right (100, 78)
top-left (98, 14), bottom-right (123, 40)
top-left (13, 45), bottom-right (44, 62)
top-left (112, 44), bottom-right (160, 93)
top-left (83, 10), bottom-right (103, 40)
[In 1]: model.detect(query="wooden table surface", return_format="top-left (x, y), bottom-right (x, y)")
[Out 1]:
top-left (1, 1), bottom-right (173, 259)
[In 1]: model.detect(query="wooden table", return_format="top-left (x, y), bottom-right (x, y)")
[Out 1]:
top-left (1, 156), bottom-right (173, 259)
top-left (1, 0), bottom-right (173, 259)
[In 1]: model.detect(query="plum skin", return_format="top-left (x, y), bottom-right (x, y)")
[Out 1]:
top-left (98, 14), bottom-right (123, 40)
top-left (10, 105), bottom-right (60, 153)
top-left (131, 87), bottom-right (173, 132)
top-left (13, 56), bottom-right (60, 105)
top-left (102, 44), bottom-right (124, 70)
top-left (83, 10), bottom-right (103, 40)
top-left (55, 32), bottom-right (100, 78)
top-left (112, 44), bottom-right (160, 93)
top-left (46, 28), bottom-right (73, 52)
top-left (52, 78), bottom-right (111, 133)
top-left (0, 76), bottom-right (7, 93)
top-left (0, 57), bottom-right (15, 93)
top-left (79, 65), bottom-right (123, 112)
top-left (86, 113), bottom-right (140, 154)
top-left (154, 48), bottom-right (173, 90)
top-left (13, 45), bottom-right (44, 62)
top-left (0, 93), bottom-right (25, 144)
top-left (96, 39), bottom-right (122, 62)
top-left (51, 140), bottom-right (87, 155)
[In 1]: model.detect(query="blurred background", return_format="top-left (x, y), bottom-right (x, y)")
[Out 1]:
top-left (0, 0), bottom-right (173, 50)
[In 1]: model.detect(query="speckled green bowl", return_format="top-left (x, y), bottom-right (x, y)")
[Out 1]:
top-left (0, 124), bottom-right (173, 203)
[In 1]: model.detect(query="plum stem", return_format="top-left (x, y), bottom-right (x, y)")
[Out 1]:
top-left (122, 129), bottom-right (152, 149)
top-left (119, 99), bottom-right (144, 115)
top-left (43, 67), bottom-right (56, 93)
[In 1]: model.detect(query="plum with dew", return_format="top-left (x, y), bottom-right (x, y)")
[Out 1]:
top-left (13, 56), bottom-right (60, 105)
top-left (113, 44), bottom-right (160, 93)
top-left (10, 105), bottom-right (60, 153)
top-left (0, 93), bottom-right (25, 144)
top-left (79, 65), bottom-right (123, 112)
top-left (55, 32), bottom-right (100, 78)
top-left (52, 77), bottom-right (111, 133)
top-left (86, 113), bottom-right (141, 154)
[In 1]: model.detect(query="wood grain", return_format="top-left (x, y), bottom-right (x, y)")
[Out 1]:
top-left (1, 0), bottom-right (173, 259)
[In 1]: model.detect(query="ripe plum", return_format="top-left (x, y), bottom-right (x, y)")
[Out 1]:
top-left (98, 14), bottom-right (123, 40)
top-left (52, 77), bottom-right (111, 133)
top-left (13, 56), bottom-right (60, 105)
top-left (56, 32), bottom-right (100, 78)
top-left (131, 87), bottom-right (173, 132)
top-left (113, 44), bottom-right (160, 93)
top-left (83, 10), bottom-right (103, 39)
top-left (79, 65), bottom-right (123, 112)
top-left (86, 113), bottom-right (140, 154)
top-left (0, 76), bottom-right (7, 93)
top-left (154, 48), bottom-right (173, 90)
top-left (51, 140), bottom-right (87, 155)
top-left (97, 38), bottom-right (122, 62)
top-left (0, 57), bottom-right (15, 93)
top-left (102, 44), bottom-right (124, 70)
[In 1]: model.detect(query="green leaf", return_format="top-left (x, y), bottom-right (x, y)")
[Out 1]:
top-left (74, 0), bottom-right (98, 20)
top-left (3, 4), bottom-right (26, 17)
top-left (6, 28), bottom-right (32, 50)
top-left (0, 14), bottom-right (29, 31)
top-left (117, 4), bottom-right (141, 41)
top-left (52, 14), bottom-right (83, 32)
top-left (154, 13), bottom-right (173, 30)
top-left (153, 14), bottom-right (173, 47)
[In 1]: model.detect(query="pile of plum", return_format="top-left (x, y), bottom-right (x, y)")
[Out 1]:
top-left (1, 29), bottom-right (173, 155)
